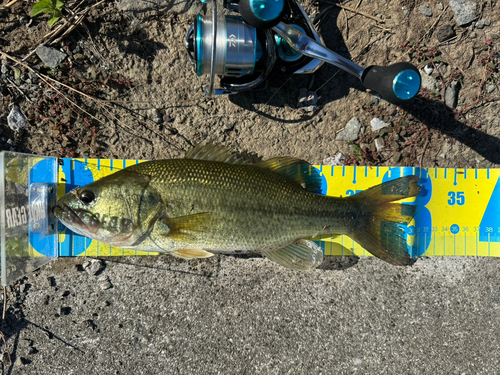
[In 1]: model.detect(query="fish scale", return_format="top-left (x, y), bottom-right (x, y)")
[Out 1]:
top-left (126, 158), bottom-right (351, 252)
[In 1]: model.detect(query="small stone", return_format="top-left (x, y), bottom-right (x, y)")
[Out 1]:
top-left (371, 117), bottom-right (390, 131)
top-left (297, 88), bottom-right (318, 112)
top-left (419, 4), bottom-right (433, 17)
top-left (374, 138), bottom-right (385, 152)
top-left (0, 64), bottom-right (7, 74)
top-left (98, 275), bottom-right (113, 290)
top-left (7, 106), bottom-right (27, 132)
top-left (486, 84), bottom-right (495, 94)
top-left (424, 64), bottom-right (434, 75)
top-left (483, 18), bottom-right (491, 26)
top-left (449, 0), bottom-right (477, 27)
top-left (323, 153), bottom-right (345, 166)
top-left (336, 117), bottom-right (362, 142)
top-left (371, 96), bottom-right (380, 106)
top-left (470, 31), bottom-right (477, 39)
top-left (437, 2), bottom-right (444, 10)
top-left (444, 80), bottom-right (460, 108)
top-left (18, 15), bottom-right (30, 25)
top-left (437, 63), bottom-right (448, 75)
top-left (420, 69), bottom-right (438, 90)
top-left (475, 20), bottom-right (484, 29)
top-left (402, 6), bottom-right (410, 17)
top-left (147, 108), bottom-right (162, 124)
top-left (435, 25), bottom-right (456, 42)
top-left (73, 53), bottom-right (85, 61)
top-left (35, 46), bottom-right (67, 68)
top-left (392, 152), bottom-right (402, 163)
top-left (83, 259), bottom-right (105, 276)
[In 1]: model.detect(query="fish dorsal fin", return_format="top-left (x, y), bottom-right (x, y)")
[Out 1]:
top-left (170, 249), bottom-right (214, 259)
top-left (256, 157), bottom-right (322, 193)
top-left (185, 143), bottom-right (247, 164)
top-left (261, 240), bottom-right (323, 270)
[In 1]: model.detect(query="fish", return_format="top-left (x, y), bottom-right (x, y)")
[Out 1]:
top-left (53, 144), bottom-right (421, 270)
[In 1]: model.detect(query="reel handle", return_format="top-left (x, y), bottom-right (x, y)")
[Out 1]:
top-left (272, 22), bottom-right (421, 104)
top-left (361, 62), bottom-right (421, 105)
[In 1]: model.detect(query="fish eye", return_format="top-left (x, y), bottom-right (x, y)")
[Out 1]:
top-left (79, 190), bottom-right (96, 205)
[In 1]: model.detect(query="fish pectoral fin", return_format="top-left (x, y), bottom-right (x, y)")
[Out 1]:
top-left (256, 158), bottom-right (321, 193)
top-left (171, 249), bottom-right (215, 259)
top-left (261, 240), bottom-right (323, 270)
top-left (185, 143), bottom-right (248, 164)
top-left (159, 212), bottom-right (215, 242)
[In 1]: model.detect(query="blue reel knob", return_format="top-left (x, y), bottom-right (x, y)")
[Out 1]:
top-left (239, 0), bottom-right (285, 29)
top-left (393, 69), bottom-right (421, 100)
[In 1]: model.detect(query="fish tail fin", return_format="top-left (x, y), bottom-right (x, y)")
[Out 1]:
top-left (348, 176), bottom-right (420, 266)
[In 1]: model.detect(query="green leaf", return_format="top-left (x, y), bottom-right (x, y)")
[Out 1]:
top-left (55, 0), bottom-right (64, 10)
top-left (47, 14), bottom-right (61, 27)
top-left (31, 0), bottom-right (54, 17)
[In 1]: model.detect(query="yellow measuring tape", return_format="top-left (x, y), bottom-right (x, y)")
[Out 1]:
top-left (55, 158), bottom-right (500, 259)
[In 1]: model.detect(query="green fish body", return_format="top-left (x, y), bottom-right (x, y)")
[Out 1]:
top-left (54, 144), bottom-right (420, 270)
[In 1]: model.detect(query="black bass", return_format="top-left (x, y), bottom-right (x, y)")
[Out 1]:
top-left (53, 144), bottom-right (420, 270)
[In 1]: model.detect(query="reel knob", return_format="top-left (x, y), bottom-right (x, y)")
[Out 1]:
top-left (361, 62), bottom-right (421, 104)
top-left (239, 0), bottom-right (285, 29)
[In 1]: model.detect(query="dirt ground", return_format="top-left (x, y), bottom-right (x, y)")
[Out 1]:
top-left (1, 0), bottom-right (499, 167)
top-left (1, 0), bottom-right (500, 373)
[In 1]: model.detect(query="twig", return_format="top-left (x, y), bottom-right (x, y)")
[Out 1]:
top-left (6, 77), bottom-right (34, 103)
top-left (419, 5), bottom-right (449, 43)
top-left (343, 8), bottom-right (349, 41)
top-left (51, 8), bottom-right (90, 45)
top-left (321, 1), bottom-right (384, 23)
top-left (419, 133), bottom-right (430, 168)
top-left (21, 0), bottom-right (103, 61)
top-left (0, 0), bottom-right (18, 8)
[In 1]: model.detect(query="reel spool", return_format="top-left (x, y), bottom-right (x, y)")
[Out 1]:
top-left (185, 0), bottom-right (421, 104)
top-left (185, 0), bottom-right (322, 95)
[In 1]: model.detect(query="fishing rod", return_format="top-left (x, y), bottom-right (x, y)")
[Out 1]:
top-left (185, 0), bottom-right (421, 104)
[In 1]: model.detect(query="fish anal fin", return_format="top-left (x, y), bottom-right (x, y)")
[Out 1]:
top-left (256, 157), bottom-right (321, 193)
top-left (261, 239), bottom-right (323, 270)
top-left (159, 212), bottom-right (215, 243)
top-left (171, 249), bottom-right (215, 259)
top-left (185, 143), bottom-right (247, 164)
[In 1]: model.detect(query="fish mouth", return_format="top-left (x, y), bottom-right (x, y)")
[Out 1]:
top-left (54, 203), bottom-right (96, 234)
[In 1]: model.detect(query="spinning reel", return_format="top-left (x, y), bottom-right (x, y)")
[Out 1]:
top-left (185, 0), bottom-right (421, 105)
